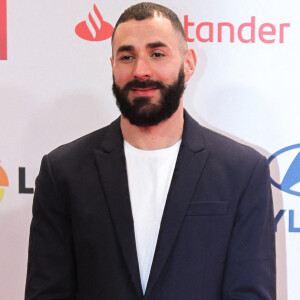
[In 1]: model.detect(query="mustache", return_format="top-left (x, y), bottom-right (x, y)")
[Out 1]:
top-left (123, 79), bottom-right (165, 91)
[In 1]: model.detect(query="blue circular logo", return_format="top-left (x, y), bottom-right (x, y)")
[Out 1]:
top-left (268, 144), bottom-right (300, 197)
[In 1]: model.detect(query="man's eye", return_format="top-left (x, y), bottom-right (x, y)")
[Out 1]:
top-left (152, 52), bottom-right (164, 58)
top-left (121, 55), bottom-right (134, 61)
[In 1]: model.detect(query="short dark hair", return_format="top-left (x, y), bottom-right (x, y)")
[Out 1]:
top-left (111, 2), bottom-right (186, 43)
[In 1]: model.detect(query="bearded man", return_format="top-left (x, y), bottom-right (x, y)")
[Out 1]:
top-left (25, 2), bottom-right (276, 299)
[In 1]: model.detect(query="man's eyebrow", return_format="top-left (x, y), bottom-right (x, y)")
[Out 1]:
top-left (115, 42), bottom-right (169, 55)
top-left (116, 45), bottom-right (134, 54)
top-left (146, 42), bottom-right (168, 49)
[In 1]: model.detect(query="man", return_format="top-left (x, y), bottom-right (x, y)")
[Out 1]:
top-left (25, 2), bottom-right (276, 299)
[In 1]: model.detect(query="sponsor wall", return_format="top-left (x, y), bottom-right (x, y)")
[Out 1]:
top-left (0, 0), bottom-right (299, 299)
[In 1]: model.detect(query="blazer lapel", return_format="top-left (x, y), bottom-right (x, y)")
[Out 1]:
top-left (145, 111), bottom-right (209, 296)
top-left (94, 118), bottom-right (143, 297)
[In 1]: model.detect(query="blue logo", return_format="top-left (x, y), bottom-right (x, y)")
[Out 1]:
top-left (268, 144), bottom-right (300, 197)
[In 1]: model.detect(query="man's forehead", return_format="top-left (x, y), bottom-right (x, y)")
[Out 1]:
top-left (112, 16), bottom-right (184, 53)
top-left (113, 16), bottom-right (178, 43)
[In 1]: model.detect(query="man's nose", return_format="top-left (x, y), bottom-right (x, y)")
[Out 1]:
top-left (132, 57), bottom-right (152, 81)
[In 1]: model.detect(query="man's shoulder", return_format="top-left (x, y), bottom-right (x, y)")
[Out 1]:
top-left (46, 117), bottom-right (120, 165)
top-left (49, 127), bottom-right (104, 157)
top-left (201, 125), bottom-right (263, 162)
top-left (191, 122), bottom-right (269, 187)
top-left (184, 111), bottom-right (265, 166)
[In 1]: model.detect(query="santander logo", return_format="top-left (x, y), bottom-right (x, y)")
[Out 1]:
top-left (75, 4), bottom-right (113, 41)
top-left (0, 0), bottom-right (7, 60)
top-left (184, 15), bottom-right (290, 43)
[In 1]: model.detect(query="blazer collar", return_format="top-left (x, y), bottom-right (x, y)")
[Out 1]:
top-left (181, 110), bottom-right (205, 153)
top-left (99, 116), bottom-right (123, 152)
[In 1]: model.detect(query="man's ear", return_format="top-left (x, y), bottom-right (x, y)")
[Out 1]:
top-left (184, 49), bottom-right (197, 82)
top-left (110, 56), bottom-right (114, 68)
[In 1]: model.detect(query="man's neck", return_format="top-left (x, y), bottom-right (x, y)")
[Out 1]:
top-left (121, 102), bottom-right (184, 151)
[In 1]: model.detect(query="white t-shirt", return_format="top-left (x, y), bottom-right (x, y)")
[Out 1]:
top-left (124, 139), bottom-right (181, 294)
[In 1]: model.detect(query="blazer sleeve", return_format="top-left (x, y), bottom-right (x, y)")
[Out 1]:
top-left (25, 155), bottom-right (76, 299)
top-left (222, 156), bottom-right (276, 300)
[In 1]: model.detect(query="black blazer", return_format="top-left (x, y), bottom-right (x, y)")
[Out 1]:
top-left (25, 111), bottom-right (276, 299)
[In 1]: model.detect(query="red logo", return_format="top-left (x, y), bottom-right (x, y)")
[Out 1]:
top-left (0, 0), bottom-right (7, 60)
top-left (184, 15), bottom-right (290, 44)
top-left (75, 4), bottom-right (113, 41)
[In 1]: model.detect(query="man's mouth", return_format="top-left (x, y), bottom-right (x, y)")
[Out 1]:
top-left (130, 87), bottom-right (159, 96)
top-left (131, 87), bottom-right (158, 90)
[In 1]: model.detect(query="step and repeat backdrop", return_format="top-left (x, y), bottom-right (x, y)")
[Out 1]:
top-left (0, 0), bottom-right (299, 299)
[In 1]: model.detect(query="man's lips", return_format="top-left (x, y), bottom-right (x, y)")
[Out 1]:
top-left (130, 87), bottom-right (159, 96)
top-left (131, 87), bottom-right (158, 91)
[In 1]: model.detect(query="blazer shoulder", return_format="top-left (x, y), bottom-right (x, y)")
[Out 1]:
top-left (48, 126), bottom-right (107, 160)
top-left (201, 126), bottom-right (264, 160)
top-left (183, 111), bottom-right (265, 166)
top-left (199, 125), bottom-right (267, 170)
top-left (44, 116), bottom-right (122, 171)
top-left (195, 125), bottom-right (271, 195)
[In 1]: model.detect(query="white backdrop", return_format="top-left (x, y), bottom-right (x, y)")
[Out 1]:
top-left (0, 0), bottom-right (299, 299)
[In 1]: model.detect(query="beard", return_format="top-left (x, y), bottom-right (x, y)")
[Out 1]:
top-left (112, 66), bottom-right (186, 127)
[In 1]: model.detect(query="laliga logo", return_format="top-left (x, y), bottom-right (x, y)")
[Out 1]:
top-left (0, 165), bottom-right (9, 201)
top-left (268, 144), bottom-right (300, 197)
top-left (75, 4), bottom-right (113, 41)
